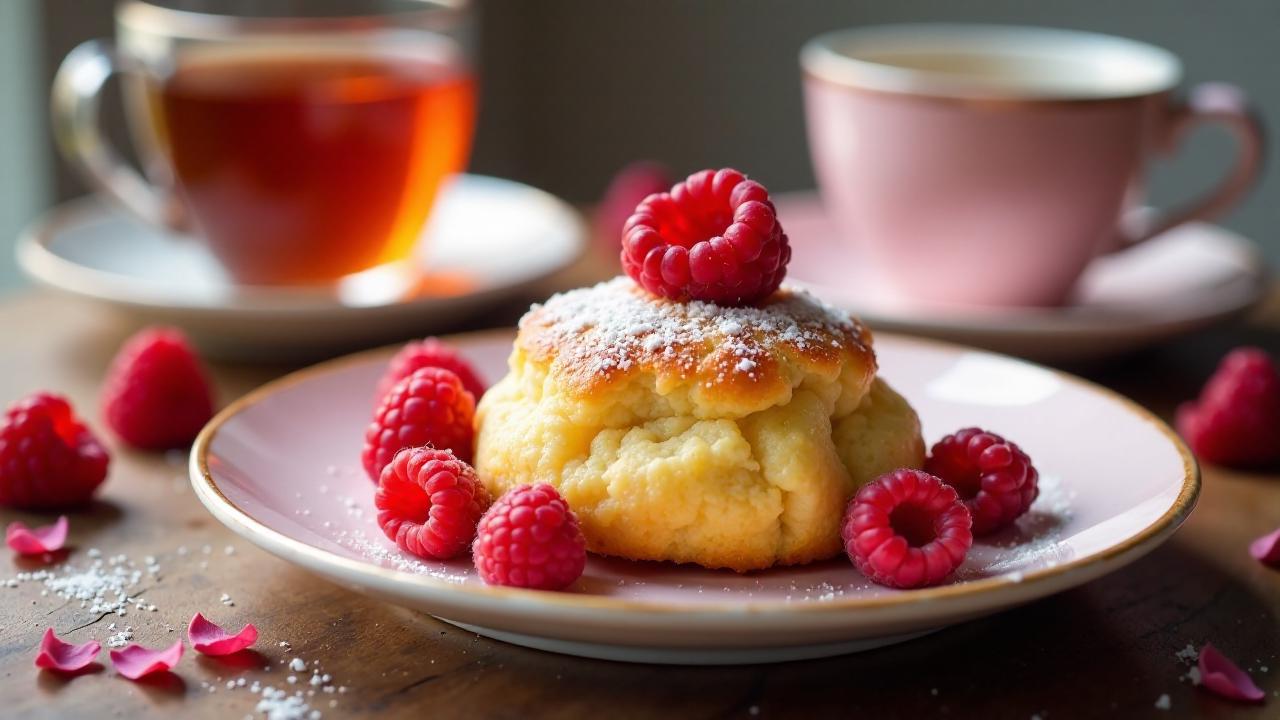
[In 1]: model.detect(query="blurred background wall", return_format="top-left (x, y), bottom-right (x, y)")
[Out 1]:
top-left (1, 0), bottom-right (1276, 295)
top-left (0, 0), bottom-right (49, 292)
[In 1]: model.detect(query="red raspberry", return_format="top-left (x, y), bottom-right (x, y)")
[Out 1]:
top-left (473, 483), bottom-right (586, 591)
top-left (375, 338), bottom-right (486, 405)
top-left (841, 469), bottom-right (972, 589)
top-left (925, 428), bottom-right (1039, 536)
top-left (1176, 347), bottom-right (1280, 467)
top-left (362, 367), bottom-right (475, 482)
top-left (0, 393), bottom-right (109, 509)
top-left (375, 447), bottom-right (490, 560)
top-left (101, 327), bottom-right (215, 450)
top-left (620, 167), bottom-right (791, 306)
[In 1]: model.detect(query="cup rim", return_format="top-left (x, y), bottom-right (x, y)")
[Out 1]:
top-left (117, 0), bottom-right (469, 38)
top-left (801, 23), bottom-right (1182, 101)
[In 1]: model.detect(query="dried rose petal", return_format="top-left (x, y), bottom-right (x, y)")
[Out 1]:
top-left (110, 640), bottom-right (184, 680)
top-left (1249, 528), bottom-right (1280, 567)
top-left (34, 628), bottom-right (100, 672)
top-left (187, 612), bottom-right (258, 656)
top-left (1198, 643), bottom-right (1265, 703)
top-left (6, 515), bottom-right (68, 555)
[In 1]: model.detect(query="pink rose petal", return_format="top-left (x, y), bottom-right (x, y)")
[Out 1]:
top-left (1198, 643), bottom-right (1265, 703)
top-left (1249, 527), bottom-right (1280, 567)
top-left (34, 628), bottom-right (100, 672)
top-left (188, 612), bottom-right (258, 656)
top-left (6, 515), bottom-right (68, 555)
top-left (110, 640), bottom-right (184, 680)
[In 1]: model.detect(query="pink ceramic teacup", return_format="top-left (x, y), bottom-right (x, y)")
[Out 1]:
top-left (802, 24), bottom-right (1264, 307)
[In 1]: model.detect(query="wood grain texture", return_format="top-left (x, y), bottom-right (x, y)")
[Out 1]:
top-left (2, 281), bottom-right (1279, 720)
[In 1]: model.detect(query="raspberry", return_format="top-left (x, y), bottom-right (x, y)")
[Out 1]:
top-left (620, 167), bottom-right (791, 306)
top-left (362, 367), bottom-right (475, 482)
top-left (925, 428), bottom-right (1039, 536)
top-left (1176, 347), bottom-right (1280, 467)
top-left (101, 327), bottom-right (215, 450)
top-left (375, 338), bottom-right (486, 405)
top-left (841, 469), bottom-right (972, 589)
top-left (0, 393), bottom-right (109, 509)
top-left (375, 447), bottom-right (490, 560)
top-left (472, 483), bottom-right (586, 591)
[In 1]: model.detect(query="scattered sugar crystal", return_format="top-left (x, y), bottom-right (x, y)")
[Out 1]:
top-left (290, 658), bottom-right (307, 672)
top-left (255, 687), bottom-right (315, 720)
top-left (339, 530), bottom-right (470, 583)
top-left (220, 592), bottom-right (234, 606)
top-left (1154, 694), bottom-right (1171, 710)
top-left (1175, 644), bottom-right (1198, 664)
top-left (225, 546), bottom-right (236, 556)
top-left (107, 627), bottom-right (134, 648)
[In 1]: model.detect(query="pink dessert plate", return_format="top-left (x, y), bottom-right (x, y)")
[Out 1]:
top-left (780, 193), bottom-right (1268, 363)
top-left (191, 328), bottom-right (1198, 664)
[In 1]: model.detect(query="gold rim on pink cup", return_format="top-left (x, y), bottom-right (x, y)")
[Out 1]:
top-left (801, 24), bottom-right (1264, 307)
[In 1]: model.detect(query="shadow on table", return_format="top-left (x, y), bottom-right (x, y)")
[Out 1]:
top-left (196, 648), bottom-right (268, 672)
top-left (130, 670), bottom-right (187, 702)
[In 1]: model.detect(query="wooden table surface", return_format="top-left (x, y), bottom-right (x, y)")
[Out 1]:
top-left (2, 264), bottom-right (1279, 719)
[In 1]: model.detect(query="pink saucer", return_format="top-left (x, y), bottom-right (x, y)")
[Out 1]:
top-left (781, 193), bottom-right (1267, 362)
top-left (191, 330), bottom-right (1197, 664)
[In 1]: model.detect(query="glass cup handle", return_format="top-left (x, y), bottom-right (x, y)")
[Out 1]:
top-left (1119, 82), bottom-right (1265, 247)
top-left (51, 39), bottom-right (185, 230)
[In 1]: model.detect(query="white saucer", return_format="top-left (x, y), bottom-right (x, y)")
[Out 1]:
top-left (17, 175), bottom-right (585, 360)
top-left (780, 193), bottom-right (1269, 362)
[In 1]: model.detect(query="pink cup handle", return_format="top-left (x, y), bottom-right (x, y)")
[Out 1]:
top-left (1121, 82), bottom-right (1265, 246)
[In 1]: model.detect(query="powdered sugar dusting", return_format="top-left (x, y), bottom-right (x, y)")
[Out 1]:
top-left (7, 553), bottom-right (150, 616)
top-left (338, 529), bottom-right (471, 584)
top-left (956, 474), bottom-right (1076, 581)
top-left (520, 276), bottom-right (866, 383)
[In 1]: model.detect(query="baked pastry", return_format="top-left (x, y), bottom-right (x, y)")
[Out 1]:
top-left (474, 277), bottom-right (924, 572)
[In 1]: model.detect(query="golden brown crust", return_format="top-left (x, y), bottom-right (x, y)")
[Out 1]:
top-left (515, 277), bottom-right (876, 418)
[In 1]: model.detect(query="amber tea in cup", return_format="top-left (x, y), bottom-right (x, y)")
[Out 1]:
top-left (54, 0), bottom-right (476, 285)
